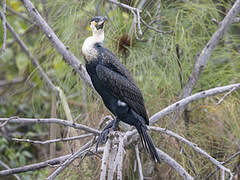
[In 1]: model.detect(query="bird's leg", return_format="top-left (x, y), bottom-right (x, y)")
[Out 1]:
top-left (96, 119), bottom-right (114, 152)
top-left (96, 117), bottom-right (120, 152)
top-left (112, 117), bottom-right (120, 131)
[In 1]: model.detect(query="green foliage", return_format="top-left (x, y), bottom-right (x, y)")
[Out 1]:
top-left (0, 0), bottom-right (240, 179)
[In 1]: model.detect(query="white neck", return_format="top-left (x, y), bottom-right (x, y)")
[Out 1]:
top-left (82, 29), bottom-right (104, 57)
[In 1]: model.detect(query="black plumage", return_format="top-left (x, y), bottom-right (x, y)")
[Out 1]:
top-left (82, 16), bottom-right (160, 162)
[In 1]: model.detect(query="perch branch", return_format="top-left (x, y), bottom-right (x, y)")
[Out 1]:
top-left (0, 117), bottom-right (100, 135)
top-left (150, 83), bottom-right (240, 124)
top-left (20, 0), bottom-right (93, 89)
top-left (100, 137), bottom-right (111, 180)
top-left (12, 133), bottom-right (93, 145)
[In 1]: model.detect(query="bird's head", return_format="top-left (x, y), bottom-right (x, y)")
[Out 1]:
top-left (90, 16), bottom-right (107, 34)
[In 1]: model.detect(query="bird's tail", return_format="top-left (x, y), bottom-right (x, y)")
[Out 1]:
top-left (136, 124), bottom-right (161, 163)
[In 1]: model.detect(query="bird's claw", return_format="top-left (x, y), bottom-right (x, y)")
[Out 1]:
top-left (96, 128), bottom-right (110, 153)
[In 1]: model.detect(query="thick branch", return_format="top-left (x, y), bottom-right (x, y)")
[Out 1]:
top-left (0, 117), bottom-right (100, 135)
top-left (150, 83), bottom-right (240, 124)
top-left (180, 0), bottom-right (240, 98)
top-left (20, 0), bottom-right (93, 88)
top-left (135, 144), bottom-right (143, 180)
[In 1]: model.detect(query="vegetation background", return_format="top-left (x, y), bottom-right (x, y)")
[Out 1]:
top-left (0, 0), bottom-right (240, 179)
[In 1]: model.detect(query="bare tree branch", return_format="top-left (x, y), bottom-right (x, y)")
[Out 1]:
top-left (216, 87), bottom-right (237, 105)
top-left (135, 144), bottom-right (144, 180)
top-left (206, 151), bottom-right (240, 179)
top-left (150, 83), bottom-right (240, 124)
top-left (107, 0), bottom-right (143, 38)
top-left (20, 0), bottom-right (93, 89)
top-left (0, 160), bottom-right (21, 180)
top-left (12, 134), bottom-right (93, 145)
top-left (141, 19), bottom-right (173, 34)
top-left (149, 126), bottom-right (233, 177)
top-left (0, 154), bottom-right (71, 176)
top-left (0, 78), bottom-right (25, 87)
top-left (180, 0), bottom-right (240, 98)
top-left (0, 117), bottom-right (100, 135)
top-left (156, 148), bottom-right (194, 180)
top-left (233, 17), bottom-right (240, 23)
top-left (0, 13), bottom-right (57, 92)
top-left (3, 4), bottom-right (34, 24)
top-left (1, 0), bottom-right (7, 52)
top-left (100, 137), bottom-right (111, 180)
top-left (46, 141), bottom-right (92, 180)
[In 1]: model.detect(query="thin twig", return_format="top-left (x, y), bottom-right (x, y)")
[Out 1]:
top-left (205, 151), bottom-right (240, 179)
top-left (0, 117), bottom-right (100, 135)
top-left (3, 4), bottom-right (34, 24)
top-left (216, 87), bottom-right (237, 105)
top-left (12, 134), bottom-right (93, 145)
top-left (107, 0), bottom-right (143, 38)
top-left (135, 144), bottom-right (144, 180)
top-left (0, 13), bottom-right (57, 92)
top-left (0, 154), bottom-right (71, 176)
top-left (46, 141), bottom-right (92, 180)
top-left (1, 0), bottom-right (7, 52)
top-left (141, 19), bottom-right (173, 34)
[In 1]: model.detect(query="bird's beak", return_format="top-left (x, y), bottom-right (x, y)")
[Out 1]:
top-left (96, 17), bottom-right (107, 30)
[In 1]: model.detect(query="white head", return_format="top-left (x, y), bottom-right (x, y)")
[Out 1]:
top-left (82, 16), bottom-right (107, 58)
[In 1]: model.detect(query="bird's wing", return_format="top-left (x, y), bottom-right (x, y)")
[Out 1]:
top-left (96, 64), bottom-right (149, 124)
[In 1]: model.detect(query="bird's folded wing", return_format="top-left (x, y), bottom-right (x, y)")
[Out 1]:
top-left (96, 64), bottom-right (149, 124)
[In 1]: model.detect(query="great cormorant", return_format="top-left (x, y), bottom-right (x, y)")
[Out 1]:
top-left (82, 16), bottom-right (160, 162)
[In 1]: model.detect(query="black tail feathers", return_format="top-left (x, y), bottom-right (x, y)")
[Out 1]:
top-left (137, 124), bottom-right (161, 163)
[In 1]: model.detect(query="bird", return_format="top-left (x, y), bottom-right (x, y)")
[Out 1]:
top-left (82, 16), bottom-right (161, 162)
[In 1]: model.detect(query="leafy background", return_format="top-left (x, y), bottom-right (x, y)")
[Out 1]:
top-left (0, 0), bottom-right (240, 179)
